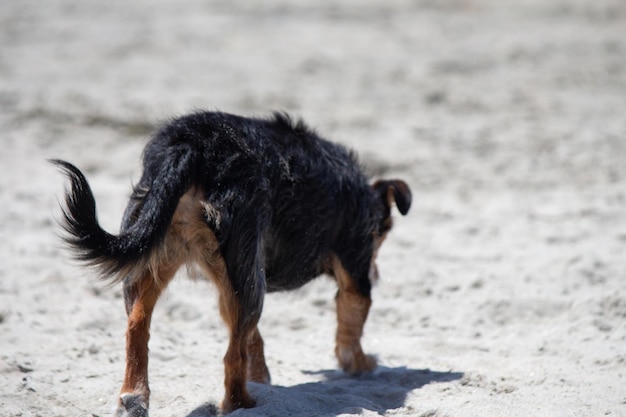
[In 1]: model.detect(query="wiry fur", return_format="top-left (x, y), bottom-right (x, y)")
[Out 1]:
top-left (52, 111), bottom-right (411, 415)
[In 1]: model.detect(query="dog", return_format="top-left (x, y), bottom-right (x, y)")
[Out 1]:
top-left (51, 111), bottom-right (411, 416)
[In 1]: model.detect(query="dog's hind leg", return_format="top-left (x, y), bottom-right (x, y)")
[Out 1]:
top-left (332, 256), bottom-right (377, 375)
top-left (196, 252), bottom-right (264, 411)
top-left (197, 198), bottom-right (268, 411)
top-left (117, 265), bottom-right (177, 417)
top-left (247, 327), bottom-right (271, 384)
top-left (215, 278), bottom-right (263, 412)
top-left (223, 310), bottom-right (256, 411)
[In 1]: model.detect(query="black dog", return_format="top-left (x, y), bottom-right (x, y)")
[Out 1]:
top-left (52, 111), bottom-right (411, 416)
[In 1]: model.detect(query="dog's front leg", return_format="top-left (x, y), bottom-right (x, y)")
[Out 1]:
top-left (332, 257), bottom-right (377, 375)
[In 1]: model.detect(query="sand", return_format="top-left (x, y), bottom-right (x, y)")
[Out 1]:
top-left (1, 0), bottom-right (625, 416)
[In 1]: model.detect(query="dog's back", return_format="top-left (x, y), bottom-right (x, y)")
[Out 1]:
top-left (139, 111), bottom-right (381, 292)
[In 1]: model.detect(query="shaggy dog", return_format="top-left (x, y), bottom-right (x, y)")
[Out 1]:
top-left (52, 111), bottom-right (411, 416)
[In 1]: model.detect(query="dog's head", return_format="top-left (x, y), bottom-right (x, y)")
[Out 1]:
top-left (369, 179), bottom-right (412, 281)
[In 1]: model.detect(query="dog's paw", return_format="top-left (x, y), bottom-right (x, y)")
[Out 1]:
top-left (117, 393), bottom-right (149, 417)
top-left (221, 394), bottom-right (256, 414)
top-left (336, 346), bottom-right (377, 376)
top-left (248, 361), bottom-right (271, 385)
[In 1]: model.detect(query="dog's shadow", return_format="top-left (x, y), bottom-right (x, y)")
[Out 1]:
top-left (186, 366), bottom-right (463, 417)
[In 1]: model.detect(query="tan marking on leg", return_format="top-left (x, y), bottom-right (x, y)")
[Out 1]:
top-left (192, 214), bottom-right (262, 412)
top-left (217, 286), bottom-right (256, 412)
top-left (247, 327), bottom-right (271, 384)
top-left (332, 255), bottom-right (377, 375)
top-left (119, 266), bottom-right (177, 407)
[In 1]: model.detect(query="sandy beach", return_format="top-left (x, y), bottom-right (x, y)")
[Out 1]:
top-left (1, 1), bottom-right (625, 416)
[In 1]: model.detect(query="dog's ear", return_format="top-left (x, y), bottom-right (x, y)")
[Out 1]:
top-left (373, 179), bottom-right (412, 215)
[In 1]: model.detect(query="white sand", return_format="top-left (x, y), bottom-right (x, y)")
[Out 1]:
top-left (1, 1), bottom-right (625, 416)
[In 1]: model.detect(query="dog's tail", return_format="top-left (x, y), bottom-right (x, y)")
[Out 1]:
top-left (50, 149), bottom-right (194, 283)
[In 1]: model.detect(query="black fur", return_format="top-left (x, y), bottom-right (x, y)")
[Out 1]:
top-left (53, 112), bottom-right (408, 298)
